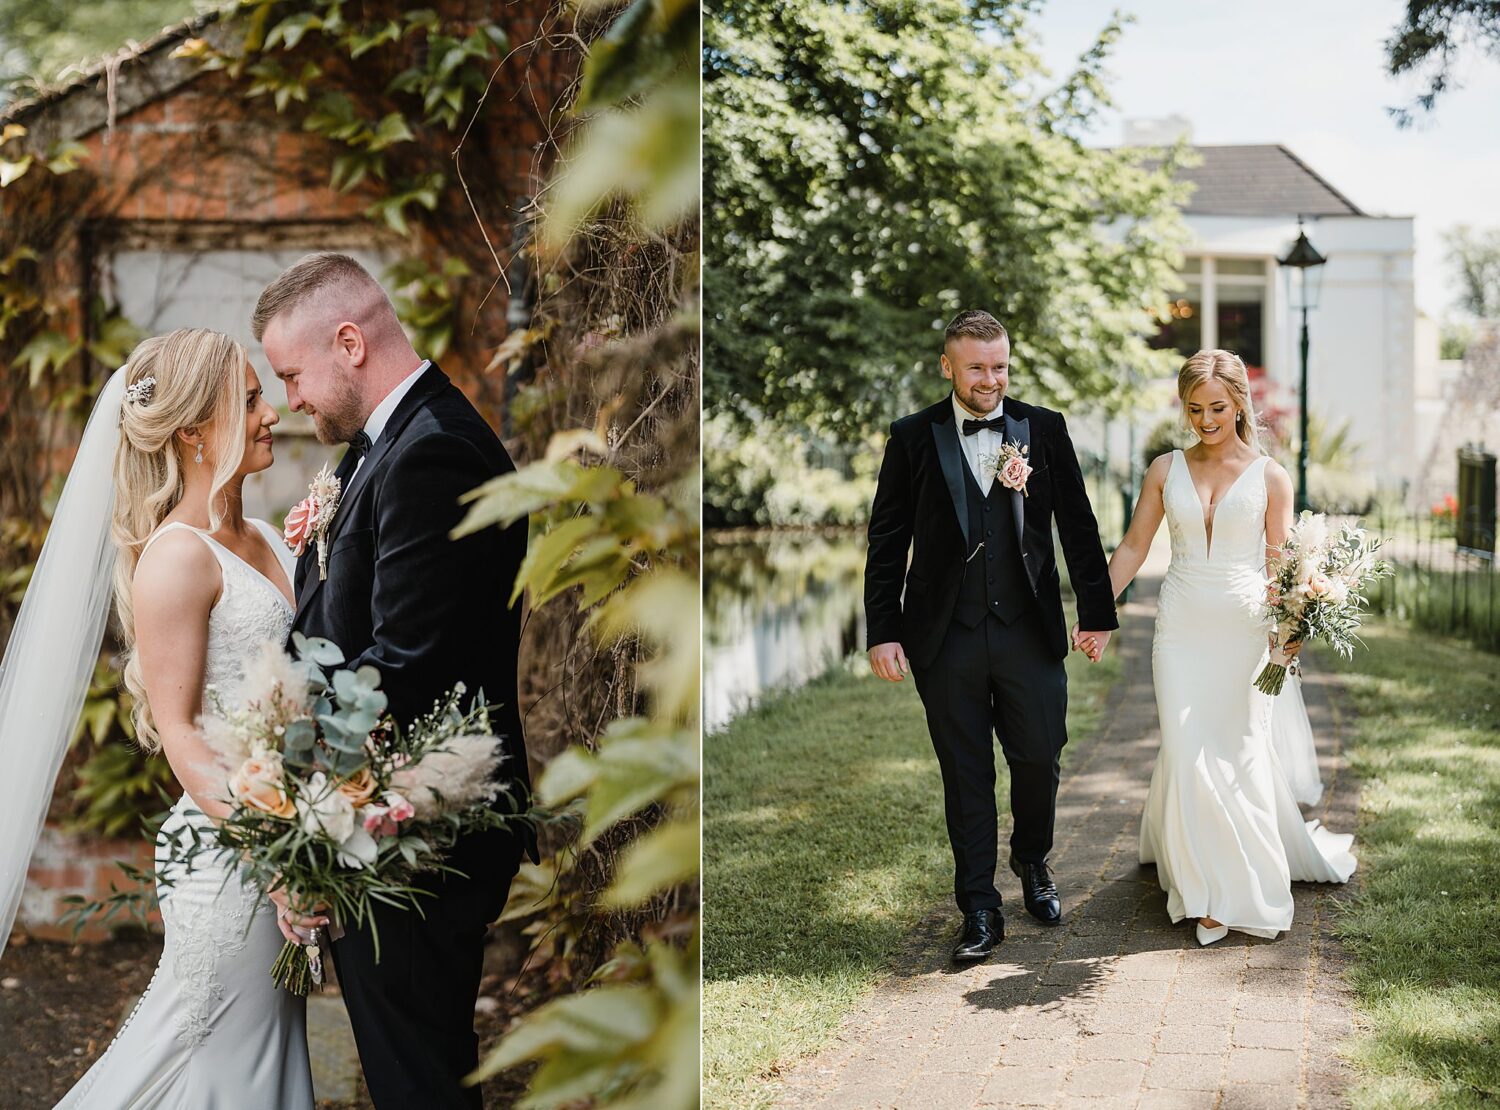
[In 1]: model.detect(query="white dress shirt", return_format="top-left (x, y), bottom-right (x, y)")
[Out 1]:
top-left (353, 359), bottom-right (430, 477)
top-left (952, 392), bottom-right (1003, 496)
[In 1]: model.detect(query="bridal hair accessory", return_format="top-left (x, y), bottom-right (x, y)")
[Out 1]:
top-left (123, 376), bottom-right (156, 405)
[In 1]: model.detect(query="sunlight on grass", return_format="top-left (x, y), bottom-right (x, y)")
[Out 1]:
top-left (703, 646), bottom-right (1118, 1109)
top-left (1324, 618), bottom-right (1500, 1107)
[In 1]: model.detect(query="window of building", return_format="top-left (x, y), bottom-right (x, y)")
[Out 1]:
top-left (1152, 256), bottom-right (1270, 372)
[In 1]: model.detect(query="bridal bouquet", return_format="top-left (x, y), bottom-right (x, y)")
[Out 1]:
top-left (170, 634), bottom-right (522, 994)
top-left (1255, 511), bottom-right (1391, 696)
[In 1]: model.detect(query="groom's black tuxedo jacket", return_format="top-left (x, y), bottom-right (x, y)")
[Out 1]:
top-left (290, 363), bottom-right (536, 860)
top-left (865, 394), bottom-right (1119, 669)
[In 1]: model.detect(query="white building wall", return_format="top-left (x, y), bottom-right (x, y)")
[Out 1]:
top-left (1079, 212), bottom-right (1417, 503)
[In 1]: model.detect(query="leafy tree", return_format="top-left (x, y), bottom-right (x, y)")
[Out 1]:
top-left (705, 0), bottom-right (1191, 437)
top-left (0, 0), bottom-right (201, 103)
top-left (1385, 0), bottom-right (1500, 125)
top-left (1444, 224), bottom-right (1500, 318)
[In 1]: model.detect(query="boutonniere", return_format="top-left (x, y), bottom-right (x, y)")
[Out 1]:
top-left (284, 463), bottom-right (342, 580)
top-left (981, 441), bottom-right (1033, 496)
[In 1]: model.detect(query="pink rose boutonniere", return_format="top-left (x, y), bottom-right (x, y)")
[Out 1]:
top-left (981, 441), bottom-right (1033, 496)
top-left (284, 463), bottom-right (342, 581)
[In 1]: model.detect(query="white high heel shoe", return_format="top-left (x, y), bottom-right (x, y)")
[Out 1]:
top-left (1196, 920), bottom-right (1229, 946)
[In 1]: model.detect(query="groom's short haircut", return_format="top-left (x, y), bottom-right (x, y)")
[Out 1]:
top-left (251, 251), bottom-right (402, 344)
top-left (944, 310), bottom-right (1009, 351)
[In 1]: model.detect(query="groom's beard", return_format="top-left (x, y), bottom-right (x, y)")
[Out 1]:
top-left (955, 383), bottom-right (1004, 415)
top-left (308, 374), bottom-right (366, 445)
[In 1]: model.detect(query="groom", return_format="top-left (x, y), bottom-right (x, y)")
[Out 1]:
top-left (254, 252), bottom-right (535, 1106)
top-left (865, 310), bottom-right (1117, 961)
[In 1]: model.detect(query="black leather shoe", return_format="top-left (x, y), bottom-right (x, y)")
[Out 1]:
top-left (952, 908), bottom-right (1004, 962)
top-left (1010, 857), bottom-right (1062, 926)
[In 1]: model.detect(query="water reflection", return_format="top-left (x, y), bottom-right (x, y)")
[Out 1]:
top-left (703, 530), bottom-right (866, 732)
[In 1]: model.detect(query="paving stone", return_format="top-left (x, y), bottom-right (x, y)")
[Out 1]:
top-left (1074, 1031), bottom-right (1154, 1063)
top-left (1138, 1090), bottom-right (1218, 1109)
top-left (1063, 1059), bottom-right (1147, 1099)
top-left (1097, 977), bottom-right (1173, 1006)
top-left (1225, 1048), bottom-right (1299, 1085)
top-left (1091, 1001), bottom-right (1165, 1033)
top-left (1218, 1082), bottom-right (1301, 1109)
top-left (1233, 995), bottom-right (1304, 1023)
top-left (978, 1065), bottom-right (1068, 1105)
top-left (1142, 1051), bottom-right (1223, 1091)
top-left (1231, 1020), bottom-right (1305, 1050)
top-left (896, 1070), bottom-right (989, 1108)
top-left (1154, 1022), bottom-right (1231, 1055)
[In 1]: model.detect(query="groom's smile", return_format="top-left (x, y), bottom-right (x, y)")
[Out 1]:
top-left (942, 333), bottom-right (1010, 416)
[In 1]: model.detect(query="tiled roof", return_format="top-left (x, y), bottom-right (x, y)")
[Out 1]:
top-left (1173, 144), bottom-right (1364, 217)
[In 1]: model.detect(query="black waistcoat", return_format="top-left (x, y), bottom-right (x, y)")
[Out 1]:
top-left (952, 458), bottom-right (1032, 627)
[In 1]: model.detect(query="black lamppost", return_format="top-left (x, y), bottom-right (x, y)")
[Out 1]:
top-left (1278, 219), bottom-right (1328, 513)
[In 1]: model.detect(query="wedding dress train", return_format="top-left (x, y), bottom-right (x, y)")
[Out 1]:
top-left (57, 519), bottom-right (313, 1109)
top-left (1139, 451), bottom-right (1355, 939)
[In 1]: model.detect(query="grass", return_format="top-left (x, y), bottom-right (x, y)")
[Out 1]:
top-left (1324, 617), bottom-right (1500, 1107)
top-left (702, 644), bottom-right (1119, 1109)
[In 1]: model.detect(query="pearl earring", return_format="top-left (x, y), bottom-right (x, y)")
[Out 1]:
top-left (195, 443), bottom-right (204, 464)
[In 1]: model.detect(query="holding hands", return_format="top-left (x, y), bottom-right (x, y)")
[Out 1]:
top-left (1070, 624), bottom-right (1111, 663)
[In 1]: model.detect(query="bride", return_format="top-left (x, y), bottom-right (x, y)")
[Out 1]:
top-left (1096, 349), bottom-right (1356, 946)
top-left (0, 328), bottom-right (315, 1106)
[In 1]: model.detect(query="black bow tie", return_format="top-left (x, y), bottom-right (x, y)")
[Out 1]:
top-left (962, 416), bottom-right (1003, 436)
top-left (348, 430), bottom-right (373, 459)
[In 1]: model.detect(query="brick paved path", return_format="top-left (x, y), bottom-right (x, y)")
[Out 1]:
top-left (772, 572), bottom-right (1360, 1110)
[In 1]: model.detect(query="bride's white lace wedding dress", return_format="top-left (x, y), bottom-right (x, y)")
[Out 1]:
top-left (57, 519), bottom-right (314, 1109)
top-left (1139, 451), bottom-right (1356, 939)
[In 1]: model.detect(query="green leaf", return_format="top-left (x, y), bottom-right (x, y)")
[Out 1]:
top-left (267, 11), bottom-right (321, 51)
top-left (472, 985), bottom-right (658, 1075)
top-left (534, 747), bottom-right (597, 806)
top-left (542, 81), bottom-right (698, 250)
top-left (17, 329), bottom-right (81, 385)
top-left (369, 113), bottom-right (415, 151)
top-left (576, 0), bottom-right (675, 112)
top-left (511, 515), bottom-right (599, 605)
top-left (599, 817), bottom-right (698, 907)
top-left (452, 460), bottom-right (585, 537)
top-left (44, 141), bottom-right (89, 174)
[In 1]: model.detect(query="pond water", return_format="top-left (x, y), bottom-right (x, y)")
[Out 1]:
top-left (702, 529), bottom-right (867, 733)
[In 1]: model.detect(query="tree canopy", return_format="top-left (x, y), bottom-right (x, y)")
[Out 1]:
top-left (1385, 0), bottom-right (1500, 125)
top-left (1443, 224), bottom-right (1500, 318)
top-left (704, 0), bottom-right (1191, 437)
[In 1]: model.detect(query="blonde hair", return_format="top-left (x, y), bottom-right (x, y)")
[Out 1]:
top-left (1178, 349), bottom-right (1263, 454)
top-left (111, 328), bottom-right (250, 750)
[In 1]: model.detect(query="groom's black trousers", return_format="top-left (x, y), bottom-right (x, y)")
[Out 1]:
top-left (330, 825), bottom-right (523, 1108)
top-left (912, 611), bottom-right (1070, 913)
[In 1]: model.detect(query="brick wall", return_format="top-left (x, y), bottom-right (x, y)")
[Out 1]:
top-left (18, 825), bottom-right (159, 943)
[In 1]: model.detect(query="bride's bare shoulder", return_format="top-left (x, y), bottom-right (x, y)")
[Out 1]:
top-left (133, 527), bottom-right (220, 611)
top-left (1143, 451), bottom-right (1175, 488)
top-left (1261, 456), bottom-right (1294, 496)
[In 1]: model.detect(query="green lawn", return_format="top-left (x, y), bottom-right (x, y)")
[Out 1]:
top-left (702, 647), bottom-right (1119, 1110)
top-left (1325, 619), bottom-right (1500, 1107)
